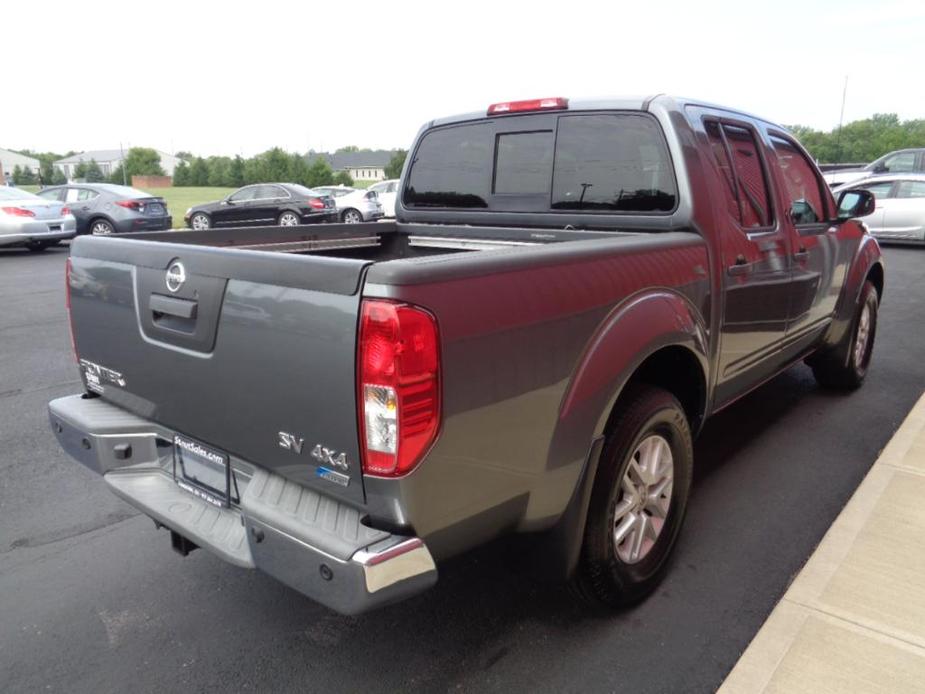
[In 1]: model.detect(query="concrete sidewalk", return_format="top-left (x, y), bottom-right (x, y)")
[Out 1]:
top-left (720, 391), bottom-right (925, 694)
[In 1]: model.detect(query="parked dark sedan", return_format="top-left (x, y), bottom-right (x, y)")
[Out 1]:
top-left (37, 183), bottom-right (172, 235)
top-left (183, 183), bottom-right (337, 230)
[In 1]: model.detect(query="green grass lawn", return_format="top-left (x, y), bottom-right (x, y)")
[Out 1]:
top-left (139, 187), bottom-right (234, 228)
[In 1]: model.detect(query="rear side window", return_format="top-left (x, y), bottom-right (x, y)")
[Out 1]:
top-left (404, 113), bottom-right (677, 214)
top-left (704, 121), bottom-right (773, 229)
top-left (551, 114), bottom-right (676, 212)
top-left (896, 180), bottom-right (925, 198)
top-left (723, 125), bottom-right (772, 228)
top-left (771, 137), bottom-right (827, 225)
top-left (705, 122), bottom-right (743, 224)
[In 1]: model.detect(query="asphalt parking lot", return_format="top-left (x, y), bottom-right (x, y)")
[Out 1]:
top-left (1, 244), bottom-right (924, 693)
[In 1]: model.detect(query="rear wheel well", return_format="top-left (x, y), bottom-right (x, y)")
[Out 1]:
top-left (613, 346), bottom-right (706, 434)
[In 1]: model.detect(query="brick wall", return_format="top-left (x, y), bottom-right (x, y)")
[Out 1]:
top-left (132, 175), bottom-right (172, 188)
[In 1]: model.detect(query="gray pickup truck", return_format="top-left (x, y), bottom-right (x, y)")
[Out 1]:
top-left (49, 96), bottom-right (883, 615)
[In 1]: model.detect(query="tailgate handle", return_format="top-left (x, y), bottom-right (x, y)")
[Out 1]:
top-left (150, 293), bottom-right (198, 320)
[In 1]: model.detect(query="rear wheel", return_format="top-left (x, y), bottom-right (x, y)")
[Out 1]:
top-left (571, 386), bottom-right (693, 609)
top-left (190, 213), bottom-right (210, 231)
top-left (278, 211), bottom-right (300, 226)
top-left (342, 208), bottom-right (362, 223)
top-left (90, 219), bottom-right (114, 235)
top-left (809, 280), bottom-right (878, 389)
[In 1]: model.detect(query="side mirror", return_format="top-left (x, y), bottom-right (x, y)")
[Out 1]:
top-left (837, 188), bottom-right (875, 221)
top-left (872, 163), bottom-right (888, 174)
top-left (223, 198), bottom-right (234, 206)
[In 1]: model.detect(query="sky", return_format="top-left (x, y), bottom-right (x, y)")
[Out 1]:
top-left (5, 0), bottom-right (925, 158)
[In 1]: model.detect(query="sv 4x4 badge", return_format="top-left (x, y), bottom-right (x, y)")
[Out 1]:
top-left (277, 432), bottom-right (350, 471)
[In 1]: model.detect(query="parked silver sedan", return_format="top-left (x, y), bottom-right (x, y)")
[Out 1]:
top-left (312, 185), bottom-right (384, 223)
top-left (834, 174), bottom-right (925, 242)
top-left (0, 187), bottom-right (76, 251)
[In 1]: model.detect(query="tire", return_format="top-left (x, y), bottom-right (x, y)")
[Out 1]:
top-left (190, 213), bottom-right (211, 231)
top-left (571, 385), bottom-right (693, 609)
top-left (278, 211), bottom-right (300, 226)
top-left (90, 219), bottom-right (115, 235)
top-left (810, 280), bottom-right (878, 389)
top-left (342, 208), bottom-right (362, 224)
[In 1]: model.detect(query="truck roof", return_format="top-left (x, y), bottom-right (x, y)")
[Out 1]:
top-left (427, 94), bottom-right (786, 132)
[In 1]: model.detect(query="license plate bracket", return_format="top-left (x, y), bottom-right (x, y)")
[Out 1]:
top-left (172, 434), bottom-right (237, 508)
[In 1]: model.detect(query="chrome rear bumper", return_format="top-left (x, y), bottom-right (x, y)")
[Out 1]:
top-left (48, 394), bottom-right (436, 615)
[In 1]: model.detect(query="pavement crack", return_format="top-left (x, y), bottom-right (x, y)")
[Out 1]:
top-left (0, 380), bottom-right (81, 400)
top-left (5, 510), bottom-right (140, 553)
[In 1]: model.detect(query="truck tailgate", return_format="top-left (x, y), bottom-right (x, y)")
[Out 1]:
top-left (68, 236), bottom-right (371, 504)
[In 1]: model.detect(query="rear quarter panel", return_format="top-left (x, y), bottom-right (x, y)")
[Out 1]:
top-left (363, 234), bottom-right (711, 558)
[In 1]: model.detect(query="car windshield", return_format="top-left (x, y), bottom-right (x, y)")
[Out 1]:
top-left (0, 187), bottom-right (40, 201)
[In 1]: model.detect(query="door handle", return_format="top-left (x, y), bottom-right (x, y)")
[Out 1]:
top-left (793, 247), bottom-right (809, 261)
top-left (727, 255), bottom-right (754, 276)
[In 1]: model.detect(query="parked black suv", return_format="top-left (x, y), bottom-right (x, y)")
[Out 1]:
top-left (184, 183), bottom-right (337, 229)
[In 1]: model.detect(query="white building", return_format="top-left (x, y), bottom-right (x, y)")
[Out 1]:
top-left (0, 147), bottom-right (40, 183)
top-left (308, 150), bottom-right (396, 183)
top-left (55, 149), bottom-right (183, 181)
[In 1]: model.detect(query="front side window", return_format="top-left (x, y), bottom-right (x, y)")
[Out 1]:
top-left (551, 114), bottom-right (676, 212)
top-left (896, 180), bottom-right (925, 198)
top-left (229, 187), bottom-right (257, 202)
top-left (860, 181), bottom-right (896, 199)
top-left (771, 136), bottom-right (827, 225)
top-left (879, 152), bottom-right (916, 173)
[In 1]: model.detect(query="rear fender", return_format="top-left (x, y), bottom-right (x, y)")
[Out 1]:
top-left (530, 290), bottom-right (709, 580)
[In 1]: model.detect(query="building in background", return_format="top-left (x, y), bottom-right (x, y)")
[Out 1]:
top-left (0, 148), bottom-right (41, 183)
top-left (308, 150), bottom-right (395, 183)
top-left (55, 149), bottom-right (183, 181)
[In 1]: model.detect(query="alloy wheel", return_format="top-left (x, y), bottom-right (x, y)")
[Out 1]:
top-left (854, 303), bottom-right (871, 367)
top-left (612, 434), bottom-right (674, 564)
top-left (279, 212), bottom-right (299, 226)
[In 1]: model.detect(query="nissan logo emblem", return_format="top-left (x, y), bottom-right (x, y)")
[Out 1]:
top-left (165, 261), bottom-right (187, 293)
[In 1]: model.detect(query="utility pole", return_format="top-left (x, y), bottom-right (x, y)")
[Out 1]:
top-left (834, 76), bottom-right (848, 163)
top-left (120, 142), bottom-right (128, 186)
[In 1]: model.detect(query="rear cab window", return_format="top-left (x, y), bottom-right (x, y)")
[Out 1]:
top-left (403, 112), bottom-right (678, 218)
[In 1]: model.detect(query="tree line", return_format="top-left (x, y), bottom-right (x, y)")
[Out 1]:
top-left (788, 113), bottom-right (925, 164)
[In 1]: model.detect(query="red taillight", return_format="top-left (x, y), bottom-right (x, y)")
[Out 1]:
top-left (358, 300), bottom-right (440, 477)
top-left (65, 258), bottom-right (79, 363)
top-left (61, 206), bottom-right (71, 216)
top-left (487, 97), bottom-right (569, 115)
top-left (308, 198), bottom-right (325, 209)
top-left (115, 200), bottom-right (142, 210)
top-left (1, 206), bottom-right (36, 217)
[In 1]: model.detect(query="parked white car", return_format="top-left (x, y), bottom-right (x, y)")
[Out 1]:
top-left (369, 179), bottom-right (399, 217)
top-left (312, 185), bottom-right (384, 223)
top-left (823, 148), bottom-right (925, 188)
top-left (0, 187), bottom-right (76, 251)
top-left (834, 174), bottom-right (925, 242)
